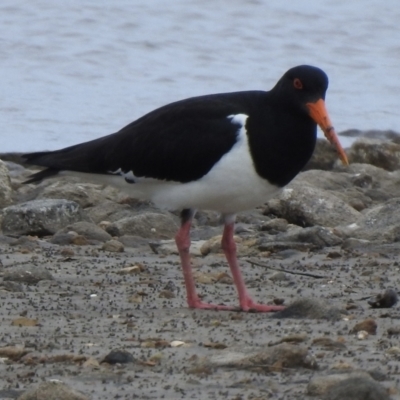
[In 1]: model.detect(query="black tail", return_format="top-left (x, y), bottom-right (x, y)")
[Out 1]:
top-left (24, 167), bottom-right (60, 184)
top-left (22, 133), bottom-right (118, 184)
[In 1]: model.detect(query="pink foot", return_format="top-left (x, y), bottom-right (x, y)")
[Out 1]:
top-left (188, 296), bottom-right (284, 312)
top-left (188, 299), bottom-right (239, 311)
top-left (242, 302), bottom-right (285, 312)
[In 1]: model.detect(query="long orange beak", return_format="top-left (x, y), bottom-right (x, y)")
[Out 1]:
top-left (306, 99), bottom-right (349, 166)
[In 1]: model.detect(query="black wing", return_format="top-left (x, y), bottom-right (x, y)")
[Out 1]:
top-left (24, 91), bottom-right (266, 184)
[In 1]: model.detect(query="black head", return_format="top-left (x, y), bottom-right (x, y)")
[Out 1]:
top-left (271, 65), bottom-right (329, 109)
top-left (270, 65), bottom-right (348, 166)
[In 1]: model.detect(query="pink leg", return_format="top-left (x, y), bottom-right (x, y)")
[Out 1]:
top-left (221, 217), bottom-right (284, 312)
top-left (175, 209), bottom-right (235, 310)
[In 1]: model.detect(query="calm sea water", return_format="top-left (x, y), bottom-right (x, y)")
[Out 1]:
top-left (1, 0), bottom-right (399, 152)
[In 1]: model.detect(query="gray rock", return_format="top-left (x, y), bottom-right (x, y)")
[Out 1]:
top-left (1, 199), bottom-right (87, 236)
top-left (0, 159), bottom-right (13, 209)
top-left (278, 226), bottom-right (342, 248)
top-left (102, 239), bottom-right (124, 252)
top-left (269, 271), bottom-right (289, 282)
top-left (0, 281), bottom-right (24, 292)
top-left (207, 343), bottom-right (317, 371)
top-left (341, 237), bottom-right (371, 251)
top-left (303, 138), bottom-right (343, 171)
top-left (85, 200), bottom-right (133, 223)
top-left (8, 236), bottom-right (41, 251)
top-left (340, 128), bottom-right (400, 141)
top-left (307, 371), bottom-right (376, 396)
top-left (257, 240), bottom-right (316, 253)
top-left (151, 239), bottom-right (205, 256)
top-left (295, 170), bottom-right (374, 211)
top-left (118, 235), bottom-right (150, 248)
top-left (260, 218), bottom-right (288, 233)
top-left (102, 349), bottom-right (135, 364)
top-left (348, 138), bottom-right (400, 171)
top-left (332, 187), bottom-right (373, 212)
top-left (324, 376), bottom-right (390, 400)
top-left (339, 198), bottom-right (400, 243)
top-left (51, 231), bottom-right (82, 246)
top-left (110, 212), bottom-right (178, 239)
top-left (3, 266), bottom-right (54, 285)
top-left (273, 298), bottom-right (343, 320)
top-left (53, 221), bottom-right (112, 243)
top-left (295, 169), bottom-right (353, 191)
top-left (37, 181), bottom-right (120, 208)
top-left (265, 183), bottom-right (360, 227)
top-left (17, 381), bottom-right (89, 400)
top-left (335, 162), bottom-right (391, 181)
top-left (258, 226), bottom-right (342, 252)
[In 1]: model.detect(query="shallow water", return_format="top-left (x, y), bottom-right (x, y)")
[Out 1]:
top-left (1, 0), bottom-right (399, 152)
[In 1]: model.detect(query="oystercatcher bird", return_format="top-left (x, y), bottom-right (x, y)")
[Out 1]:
top-left (24, 65), bottom-right (348, 312)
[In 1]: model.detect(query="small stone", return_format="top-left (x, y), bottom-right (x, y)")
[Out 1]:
top-left (158, 290), bottom-right (176, 299)
top-left (323, 376), bottom-right (390, 400)
top-left (350, 318), bottom-right (377, 335)
top-left (326, 251), bottom-right (342, 259)
top-left (170, 341), bottom-right (186, 348)
top-left (110, 212), bottom-right (178, 239)
top-left (59, 247), bottom-right (75, 257)
top-left (357, 330), bottom-right (369, 340)
top-left (56, 221), bottom-right (112, 243)
top-left (11, 317), bottom-right (39, 327)
top-left (0, 281), bottom-right (24, 292)
top-left (0, 345), bottom-right (29, 361)
top-left (98, 220), bottom-right (112, 230)
top-left (311, 338), bottom-right (347, 351)
top-left (273, 298), bottom-right (342, 321)
top-left (82, 357), bottom-right (100, 368)
top-left (269, 271), bottom-right (289, 282)
top-left (102, 349), bottom-right (135, 364)
top-left (269, 333), bottom-right (308, 346)
top-left (368, 288), bottom-right (398, 308)
top-left (4, 266), bottom-right (54, 285)
top-left (200, 235), bottom-right (223, 255)
top-left (330, 361), bottom-right (353, 371)
top-left (17, 381), bottom-right (89, 400)
top-left (71, 235), bottom-right (89, 246)
top-left (387, 326), bottom-right (400, 336)
top-left (307, 372), bottom-right (375, 397)
top-left (207, 343), bottom-right (317, 372)
top-left (116, 265), bottom-right (143, 275)
top-left (386, 346), bottom-right (400, 355)
top-left (102, 239), bottom-right (124, 252)
top-left (203, 342), bottom-right (227, 350)
top-left (260, 218), bottom-right (288, 233)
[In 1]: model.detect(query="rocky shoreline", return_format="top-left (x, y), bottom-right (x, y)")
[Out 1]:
top-left (1, 133), bottom-right (400, 399)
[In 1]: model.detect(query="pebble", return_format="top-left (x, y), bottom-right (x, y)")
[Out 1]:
top-left (101, 349), bottom-right (135, 364)
top-left (323, 376), bottom-right (390, 400)
top-left (3, 266), bottom-right (54, 285)
top-left (368, 288), bottom-right (398, 308)
top-left (17, 381), bottom-right (89, 400)
top-left (350, 318), bottom-right (377, 335)
top-left (273, 298), bottom-right (343, 321)
top-left (102, 239), bottom-right (124, 252)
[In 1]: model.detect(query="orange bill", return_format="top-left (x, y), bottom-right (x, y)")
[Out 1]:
top-left (306, 99), bottom-right (349, 166)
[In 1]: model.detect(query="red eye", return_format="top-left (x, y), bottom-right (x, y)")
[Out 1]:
top-left (293, 78), bottom-right (303, 89)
